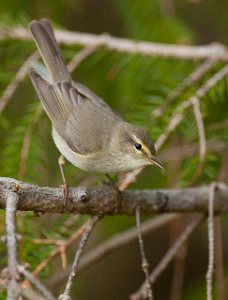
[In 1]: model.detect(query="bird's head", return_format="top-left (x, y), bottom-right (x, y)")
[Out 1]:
top-left (110, 122), bottom-right (164, 172)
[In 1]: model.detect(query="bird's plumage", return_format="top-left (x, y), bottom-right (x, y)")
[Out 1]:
top-left (29, 19), bottom-right (163, 173)
top-left (30, 71), bottom-right (122, 155)
top-left (29, 19), bottom-right (122, 155)
top-left (29, 19), bottom-right (71, 81)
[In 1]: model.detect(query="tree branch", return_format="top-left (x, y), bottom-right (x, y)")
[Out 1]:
top-left (206, 183), bottom-right (216, 300)
top-left (0, 177), bottom-right (228, 215)
top-left (59, 216), bottom-right (99, 300)
top-left (5, 189), bottom-right (20, 300)
top-left (0, 51), bottom-right (39, 115)
top-left (135, 207), bottom-right (153, 300)
top-left (0, 25), bottom-right (228, 60)
top-left (18, 266), bottom-right (56, 300)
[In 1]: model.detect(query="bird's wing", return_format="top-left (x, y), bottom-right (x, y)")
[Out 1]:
top-left (64, 85), bottom-right (122, 154)
top-left (30, 70), bottom-right (71, 135)
top-left (30, 70), bottom-right (122, 155)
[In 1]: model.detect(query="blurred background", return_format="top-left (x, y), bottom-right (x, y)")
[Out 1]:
top-left (0, 0), bottom-right (228, 299)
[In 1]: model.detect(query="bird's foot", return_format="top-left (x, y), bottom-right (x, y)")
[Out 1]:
top-left (58, 155), bottom-right (69, 212)
top-left (60, 181), bottom-right (68, 212)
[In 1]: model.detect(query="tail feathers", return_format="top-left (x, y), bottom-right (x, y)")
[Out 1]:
top-left (29, 19), bottom-right (71, 82)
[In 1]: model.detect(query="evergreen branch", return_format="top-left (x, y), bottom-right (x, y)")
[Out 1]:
top-left (0, 51), bottom-right (39, 115)
top-left (155, 64), bottom-right (228, 150)
top-left (119, 64), bottom-right (228, 190)
top-left (152, 58), bottom-right (218, 119)
top-left (18, 104), bottom-right (43, 179)
top-left (31, 220), bottom-right (91, 277)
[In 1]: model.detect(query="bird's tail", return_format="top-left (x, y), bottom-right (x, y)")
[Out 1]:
top-left (29, 18), bottom-right (71, 82)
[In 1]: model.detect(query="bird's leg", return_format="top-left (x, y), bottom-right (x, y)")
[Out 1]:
top-left (58, 154), bottom-right (68, 211)
top-left (105, 174), bottom-right (122, 212)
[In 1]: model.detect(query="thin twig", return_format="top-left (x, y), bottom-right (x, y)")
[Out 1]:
top-left (135, 207), bottom-right (153, 300)
top-left (0, 234), bottom-right (21, 243)
top-left (208, 119), bottom-right (228, 131)
top-left (47, 214), bottom-right (178, 288)
top-left (31, 237), bottom-right (68, 268)
top-left (67, 44), bottom-right (98, 72)
top-left (60, 215), bottom-right (81, 235)
top-left (18, 104), bottom-right (43, 179)
top-left (190, 96), bottom-right (207, 184)
top-left (32, 219), bottom-right (92, 277)
top-left (18, 265), bottom-right (56, 300)
top-left (131, 215), bottom-right (203, 300)
top-left (1, 25), bottom-right (228, 60)
top-left (59, 216), bottom-right (99, 300)
top-left (155, 64), bottom-right (228, 151)
top-left (156, 112), bottom-right (186, 151)
top-left (192, 97), bottom-right (207, 161)
top-left (22, 220), bottom-right (92, 289)
top-left (160, 140), bottom-right (226, 163)
top-left (31, 238), bottom-right (64, 245)
top-left (0, 280), bottom-right (47, 300)
top-left (0, 51), bottom-right (39, 115)
top-left (206, 183), bottom-right (216, 300)
top-left (169, 216), bottom-right (187, 300)
top-left (214, 217), bottom-right (225, 300)
top-left (150, 216), bottom-right (202, 284)
top-left (80, 214), bottom-right (178, 270)
top-left (152, 58), bottom-right (218, 118)
top-left (5, 189), bottom-right (20, 300)
top-left (118, 168), bottom-right (143, 191)
top-left (20, 286), bottom-right (48, 300)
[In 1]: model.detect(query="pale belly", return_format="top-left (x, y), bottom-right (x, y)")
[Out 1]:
top-left (52, 128), bottom-right (147, 173)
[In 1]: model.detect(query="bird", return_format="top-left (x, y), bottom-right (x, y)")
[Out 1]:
top-left (29, 19), bottom-right (163, 203)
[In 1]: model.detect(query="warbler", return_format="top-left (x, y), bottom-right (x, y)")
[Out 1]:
top-left (29, 19), bottom-right (163, 181)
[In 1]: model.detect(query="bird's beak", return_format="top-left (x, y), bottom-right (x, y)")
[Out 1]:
top-left (149, 157), bottom-right (164, 171)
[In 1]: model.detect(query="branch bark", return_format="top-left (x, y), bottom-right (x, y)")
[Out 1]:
top-left (0, 26), bottom-right (228, 60)
top-left (0, 177), bottom-right (228, 215)
top-left (6, 190), bottom-right (20, 300)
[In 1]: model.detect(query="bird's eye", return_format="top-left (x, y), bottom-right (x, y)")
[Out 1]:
top-left (134, 143), bottom-right (142, 150)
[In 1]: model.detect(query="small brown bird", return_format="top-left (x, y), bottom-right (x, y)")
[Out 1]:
top-left (29, 19), bottom-right (163, 184)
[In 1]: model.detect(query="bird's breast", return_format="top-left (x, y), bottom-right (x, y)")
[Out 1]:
top-left (52, 128), bottom-right (148, 173)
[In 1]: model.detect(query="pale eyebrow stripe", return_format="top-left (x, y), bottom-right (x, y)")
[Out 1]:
top-left (131, 134), bottom-right (151, 156)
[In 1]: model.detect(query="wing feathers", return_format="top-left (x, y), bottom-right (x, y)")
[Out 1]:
top-left (30, 70), bottom-right (70, 135)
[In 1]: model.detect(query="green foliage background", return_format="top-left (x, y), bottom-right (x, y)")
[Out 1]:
top-left (0, 1), bottom-right (227, 299)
